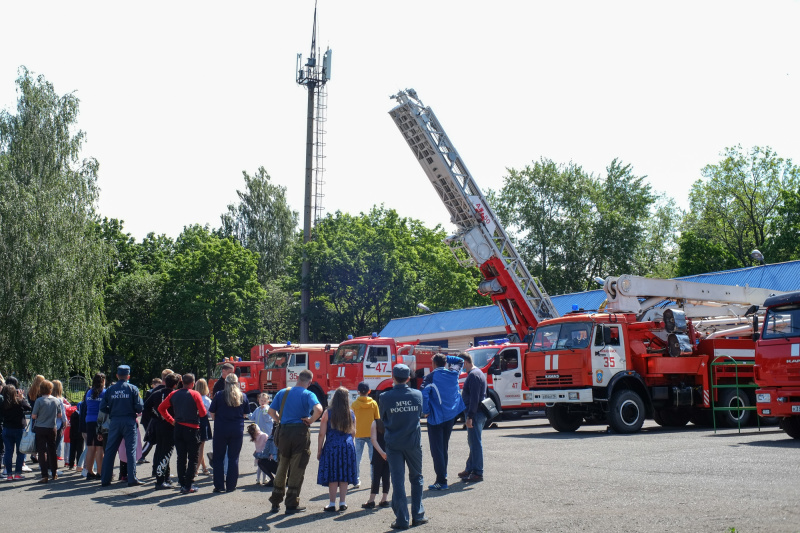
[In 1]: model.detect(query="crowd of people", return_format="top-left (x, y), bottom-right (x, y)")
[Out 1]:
top-left (0, 351), bottom-right (489, 530)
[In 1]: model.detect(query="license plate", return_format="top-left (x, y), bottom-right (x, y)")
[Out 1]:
top-left (792, 406), bottom-right (800, 413)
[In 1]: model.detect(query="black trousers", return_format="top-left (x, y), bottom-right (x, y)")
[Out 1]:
top-left (174, 424), bottom-right (200, 489)
top-left (34, 427), bottom-right (58, 478)
top-left (370, 452), bottom-right (391, 495)
top-left (152, 425), bottom-right (174, 484)
top-left (257, 457), bottom-right (278, 481)
top-left (68, 432), bottom-right (85, 467)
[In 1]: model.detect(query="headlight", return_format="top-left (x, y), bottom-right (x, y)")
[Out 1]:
top-left (568, 392), bottom-right (579, 400)
top-left (756, 393), bottom-right (771, 403)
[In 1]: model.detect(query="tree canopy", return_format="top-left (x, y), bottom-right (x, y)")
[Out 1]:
top-left (0, 69), bottom-right (110, 377)
top-left (677, 145), bottom-right (800, 275)
top-left (489, 158), bottom-right (676, 295)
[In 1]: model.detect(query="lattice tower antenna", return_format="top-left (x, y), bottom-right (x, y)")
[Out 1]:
top-left (296, 2), bottom-right (332, 342)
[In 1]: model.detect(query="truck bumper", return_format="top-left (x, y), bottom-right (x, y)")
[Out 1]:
top-left (756, 388), bottom-right (800, 417)
top-left (532, 389), bottom-right (594, 405)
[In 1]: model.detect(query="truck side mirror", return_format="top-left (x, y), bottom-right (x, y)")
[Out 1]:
top-left (753, 315), bottom-right (760, 341)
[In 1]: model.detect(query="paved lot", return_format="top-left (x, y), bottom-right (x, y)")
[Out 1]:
top-left (1, 417), bottom-right (799, 532)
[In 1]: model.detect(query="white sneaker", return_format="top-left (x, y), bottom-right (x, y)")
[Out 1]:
top-left (21, 465), bottom-right (32, 473)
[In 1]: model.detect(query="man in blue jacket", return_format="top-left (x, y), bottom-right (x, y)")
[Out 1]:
top-left (380, 364), bottom-right (428, 530)
top-left (421, 354), bottom-right (465, 490)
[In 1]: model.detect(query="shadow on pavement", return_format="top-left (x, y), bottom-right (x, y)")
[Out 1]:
top-left (742, 438), bottom-right (800, 448)
top-left (210, 513), bottom-right (271, 532)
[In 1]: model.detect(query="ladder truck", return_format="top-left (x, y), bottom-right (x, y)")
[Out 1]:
top-left (754, 290), bottom-right (800, 439)
top-left (527, 274), bottom-right (786, 433)
top-left (389, 89), bottom-right (558, 417)
top-left (389, 89), bottom-right (558, 341)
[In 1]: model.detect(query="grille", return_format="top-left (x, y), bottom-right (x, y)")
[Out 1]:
top-left (535, 375), bottom-right (574, 387)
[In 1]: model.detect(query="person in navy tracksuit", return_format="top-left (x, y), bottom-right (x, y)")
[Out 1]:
top-left (99, 365), bottom-right (144, 486)
top-left (379, 364), bottom-right (428, 530)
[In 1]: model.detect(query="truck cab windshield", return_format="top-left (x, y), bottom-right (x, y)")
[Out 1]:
top-left (530, 323), bottom-right (593, 351)
top-left (467, 348), bottom-right (499, 368)
top-left (266, 354), bottom-right (288, 369)
top-left (334, 344), bottom-right (367, 364)
top-left (763, 304), bottom-right (800, 339)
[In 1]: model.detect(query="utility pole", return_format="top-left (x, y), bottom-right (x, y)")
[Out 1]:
top-left (296, 3), bottom-right (332, 342)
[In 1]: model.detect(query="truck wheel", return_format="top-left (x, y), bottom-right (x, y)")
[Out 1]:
top-left (653, 408), bottom-right (691, 427)
top-left (309, 384), bottom-right (328, 410)
top-left (609, 390), bottom-right (645, 433)
top-left (690, 409), bottom-right (714, 427)
top-left (717, 388), bottom-right (752, 428)
top-left (781, 417), bottom-right (800, 439)
top-left (546, 405), bottom-right (582, 432)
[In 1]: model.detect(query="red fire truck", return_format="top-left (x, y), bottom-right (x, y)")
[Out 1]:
top-left (208, 342), bottom-right (337, 409)
top-left (754, 291), bottom-right (800, 439)
top-left (327, 334), bottom-right (451, 404)
top-left (462, 340), bottom-right (543, 418)
top-left (526, 275), bottom-right (785, 433)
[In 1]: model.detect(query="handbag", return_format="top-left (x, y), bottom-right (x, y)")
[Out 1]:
top-left (20, 420), bottom-right (37, 455)
top-left (479, 396), bottom-right (500, 420)
top-left (271, 387), bottom-right (291, 448)
top-left (96, 410), bottom-right (110, 435)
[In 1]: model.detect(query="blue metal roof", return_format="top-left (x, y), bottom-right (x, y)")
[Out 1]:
top-left (379, 260), bottom-right (800, 338)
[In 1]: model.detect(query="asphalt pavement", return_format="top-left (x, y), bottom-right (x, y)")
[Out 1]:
top-left (1, 417), bottom-right (799, 532)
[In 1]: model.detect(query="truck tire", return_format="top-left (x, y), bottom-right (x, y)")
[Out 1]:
top-left (309, 384), bottom-right (328, 410)
top-left (781, 417), bottom-right (800, 439)
top-left (609, 390), bottom-right (645, 433)
top-left (546, 405), bottom-right (582, 433)
top-left (246, 393), bottom-right (260, 416)
top-left (690, 409), bottom-right (714, 427)
top-left (717, 388), bottom-right (752, 428)
top-left (653, 407), bottom-right (691, 427)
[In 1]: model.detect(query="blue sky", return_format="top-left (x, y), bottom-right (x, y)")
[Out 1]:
top-left (2, 0), bottom-right (798, 240)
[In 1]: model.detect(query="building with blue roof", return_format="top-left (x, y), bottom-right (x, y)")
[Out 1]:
top-left (379, 260), bottom-right (800, 351)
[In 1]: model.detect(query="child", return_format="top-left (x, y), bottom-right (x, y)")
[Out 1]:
top-left (67, 404), bottom-right (84, 470)
top-left (247, 423), bottom-right (277, 486)
top-left (195, 378), bottom-right (212, 475)
top-left (351, 381), bottom-right (379, 487)
top-left (250, 392), bottom-right (273, 437)
top-left (317, 387), bottom-right (358, 512)
top-left (362, 418), bottom-right (390, 509)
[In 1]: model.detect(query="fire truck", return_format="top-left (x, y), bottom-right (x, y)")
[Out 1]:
top-left (388, 89), bottom-right (789, 434)
top-left (463, 340), bottom-right (543, 418)
top-left (327, 334), bottom-right (452, 403)
top-left (389, 89), bottom-right (559, 418)
top-left (527, 274), bottom-right (785, 433)
top-left (208, 342), bottom-right (337, 409)
top-left (754, 291), bottom-right (800, 439)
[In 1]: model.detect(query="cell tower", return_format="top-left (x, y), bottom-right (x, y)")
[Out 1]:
top-left (296, 3), bottom-right (332, 343)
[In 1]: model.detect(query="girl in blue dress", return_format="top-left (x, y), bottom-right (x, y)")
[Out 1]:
top-left (317, 386), bottom-right (357, 512)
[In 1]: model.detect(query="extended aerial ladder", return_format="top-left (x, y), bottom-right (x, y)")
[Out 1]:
top-left (389, 89), bottom-right (558, 338)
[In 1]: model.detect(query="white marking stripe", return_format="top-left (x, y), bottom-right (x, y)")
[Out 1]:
top-left (544, 355), bottom-right (559, 371)
top-left (713, 349), bottom-right (755, 359)
top-left (544, 355), bottom-right (550, 370)
top-left (553, 354), bottom-right (559, 370)
top-left (703, 390), bottom-right (709, 407)
top-left (792, 344), bottom-right (799, 357)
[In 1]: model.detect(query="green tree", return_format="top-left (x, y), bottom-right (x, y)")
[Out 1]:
top-left (160, 225), bottom-right (266, 378)
top-left (679, 145), bottom-right (800, 273)
top-left (305, 207), bottom-right (487, 341)
top-left (490, 158), bottom-right (669, 295)
top-left (768, 188), bottom-right (800, 262)
top-left (219, 167), bottom-right (298, 284)
top-left (0, 68), bottom-right (110, 377)
top-left (490, 159), bottom-right (594, 296)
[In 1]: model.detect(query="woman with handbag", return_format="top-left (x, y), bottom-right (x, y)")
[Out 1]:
top-left (1, 384), bottom-right (31, 480)
top-left (31, 380), bottom-right (67, 483)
